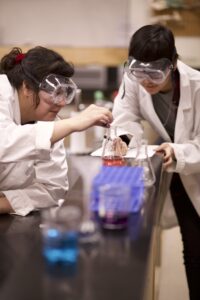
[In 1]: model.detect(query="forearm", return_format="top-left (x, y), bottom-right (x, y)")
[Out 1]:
top-left (51, 104), bottom-right (113, 145)
top-left (51, 118), bottom-right (74, 144)
top-left (3, 184), bottom-right (62, 217)
top-left (0, 194), bottom-right (14, 214)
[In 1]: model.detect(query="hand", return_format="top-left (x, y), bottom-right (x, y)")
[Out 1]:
top-left (51, 104), bottom-right (113, 145)
top-left (71, 104), bottom-right (113, 131)
top-left (0, 194), bottom-right (14, 214)
top-left (112, 137), bottom-right (128, 156)
top-left (155, 143), bottom-right (176, 169)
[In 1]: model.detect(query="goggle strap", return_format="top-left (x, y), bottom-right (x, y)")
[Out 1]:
top-left (45, 78), bottom-right (56, 89)
top-left (21, 62), bottom-right (40, 86)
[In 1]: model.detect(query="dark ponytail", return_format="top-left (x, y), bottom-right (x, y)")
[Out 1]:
top-left (0, 47), bottom-right (25, 89)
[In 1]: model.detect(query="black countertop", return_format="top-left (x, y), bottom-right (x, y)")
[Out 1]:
top-left (0, 155), bottom-right (162, 300)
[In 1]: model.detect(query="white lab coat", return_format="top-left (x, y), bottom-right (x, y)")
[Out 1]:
top-left (0, 75), bottom-right (69, 216)
top-left (112, 60), bottom-right (200, 227)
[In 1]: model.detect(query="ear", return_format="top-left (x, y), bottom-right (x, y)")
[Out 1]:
top-left (173, 62), bottom-right (177, 71)
top-left (172, 59), bottom-right (178, 71)
top-left (22, 81), bottom-right (34, 97)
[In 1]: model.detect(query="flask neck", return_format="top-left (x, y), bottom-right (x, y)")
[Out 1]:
top-left (107, 126), bottom-right (117, 139)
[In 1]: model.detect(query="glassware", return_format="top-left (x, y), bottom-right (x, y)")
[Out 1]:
top-left (98, 183), bottom-right (131, 230)
top-left (40, 206), bottom-right (81, 268)
top-left (137, 139), bottom-right (156, 187)
top-left (101, 126), bottom-right (126, 166)
top-left (79, 220), bottom-right (101, 244)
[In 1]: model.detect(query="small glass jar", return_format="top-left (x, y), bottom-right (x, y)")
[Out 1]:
top-left (98, 183), bottom-right (131, 230)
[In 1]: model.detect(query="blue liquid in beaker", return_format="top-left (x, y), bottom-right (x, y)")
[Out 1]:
top-left (43, 228), bottom-right (79, 266)
top-left (100, 212), bottom-right (128, 230)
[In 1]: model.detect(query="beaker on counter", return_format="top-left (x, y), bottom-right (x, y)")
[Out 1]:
top-left (101, 126), bottom-right (126, 167)
top-left (98, 183), bottom-right (131, 230)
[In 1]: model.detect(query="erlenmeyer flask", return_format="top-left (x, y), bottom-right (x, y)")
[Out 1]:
top-left (137, 139), bottom-right (156, 187)
top-left (101, 126), bottom-right (126, 166)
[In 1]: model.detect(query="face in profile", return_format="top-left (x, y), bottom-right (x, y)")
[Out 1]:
top-left (19, 87), bottom-right (66, 124)
top-left (126, 57), bottom-right (174, 94)
top-left (33, 74), bottom-right (77, 121)
top-left (19, 74), bottom-right (77, 123)
top-left (139, 73), bottom-right (173, 95)
top-left (33, 90), bottom-right (66, 121)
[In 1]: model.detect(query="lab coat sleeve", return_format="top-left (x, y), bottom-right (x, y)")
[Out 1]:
top-left (0, 75), bottom-right (54, 162)
top-left (3, 140), bottom-right (69, 216)
top-left (112, 74), bottom-right (144, 140)
top-left (0, 119), bottom-right (55, 163)
top-left (167, 89), bottom-right (200, 175)
top-left (167, 139), bottom-right (200, 175)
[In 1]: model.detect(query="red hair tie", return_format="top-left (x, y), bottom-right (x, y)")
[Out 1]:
top-left (15, 53), bottom-right (25, 64)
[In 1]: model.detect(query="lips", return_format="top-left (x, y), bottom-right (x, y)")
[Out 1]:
top-left (146, 85), bottom-right (157, 88)
top-left (50, 110), bottom-right (59, 113)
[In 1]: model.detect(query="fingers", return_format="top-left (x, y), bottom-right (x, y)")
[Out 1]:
top-left (119, 140), bottom-right (128, 155)
top-left (87, 104), bottom-right (113, 126)
top-left (113, 138), bottom-right (128, 156)
top-left (163, 157), bottom-right (174, 169)
top-left (75, 104), bottom-right (113, 131)
top-left (96, 114), bottom-right (113, 127)
top-left (155, 143), bottom-right (175, 169)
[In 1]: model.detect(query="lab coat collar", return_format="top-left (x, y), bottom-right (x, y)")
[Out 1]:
top-left (139, 87), bottom-right (172, 142)
top-left (140, 61), bottom-right (194, 143)
top-left (14, 89), bottom-right (21, 125)
top-left (177, 60), bottom-right (192, 110)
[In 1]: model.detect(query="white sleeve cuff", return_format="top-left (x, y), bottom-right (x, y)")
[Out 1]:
top-left (3, 190), bottom-right (35, 216)
top-left (169, 143), bottom-right (185, 173)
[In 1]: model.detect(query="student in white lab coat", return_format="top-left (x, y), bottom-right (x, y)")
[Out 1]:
top-left (0, 47), bottom-right (113, 216)
top-left (112, 24), bottom-right (200, 299)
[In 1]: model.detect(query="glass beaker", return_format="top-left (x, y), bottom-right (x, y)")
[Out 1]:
top-left (98, 183), bottom-right (131, 230)
top-left (41, 206), bottom-right (81, 268)
top-left (137, 139), bottom-right (156, 187)
top-left (101, 126), bottom-right (126, 166)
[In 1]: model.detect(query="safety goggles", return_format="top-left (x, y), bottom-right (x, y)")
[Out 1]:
top-left (39, 74), bottom-right (77, 105)
top-left (125, 57), bottom-right (173, 84)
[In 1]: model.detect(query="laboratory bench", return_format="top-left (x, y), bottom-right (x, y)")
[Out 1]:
top-left (0, 153), bottom-right (164, 300)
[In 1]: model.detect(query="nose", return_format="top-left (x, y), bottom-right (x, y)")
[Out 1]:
top-left (139, 74), bottom-right (154, 86)
top-left (141, 78), bottom-right (152, 86)
top-left (56, 99), bottom-right (66, 107)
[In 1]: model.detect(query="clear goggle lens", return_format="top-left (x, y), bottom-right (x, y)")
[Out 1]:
top-left (125, 57), bottom-right (173, 84)
top-left (39, 74), bottom-right (77, 105)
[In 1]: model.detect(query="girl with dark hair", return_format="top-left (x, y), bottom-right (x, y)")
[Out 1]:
top-left (112, 24), bottom-right (200, 299)
top-left (0, 46), bottom-right (112, 216)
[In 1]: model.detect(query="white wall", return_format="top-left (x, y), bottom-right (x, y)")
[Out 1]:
top-left (175, 37), bottom-right (200, 68)
top-left (0, 0), bottom-right (199, 67)
top-left (128, 0), bottom-right (200, 68)
top-left (0, 0), bottom-right (130, 47)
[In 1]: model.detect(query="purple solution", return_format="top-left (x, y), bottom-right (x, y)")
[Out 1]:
top-left (100, 211), bottom-right (128, 230)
